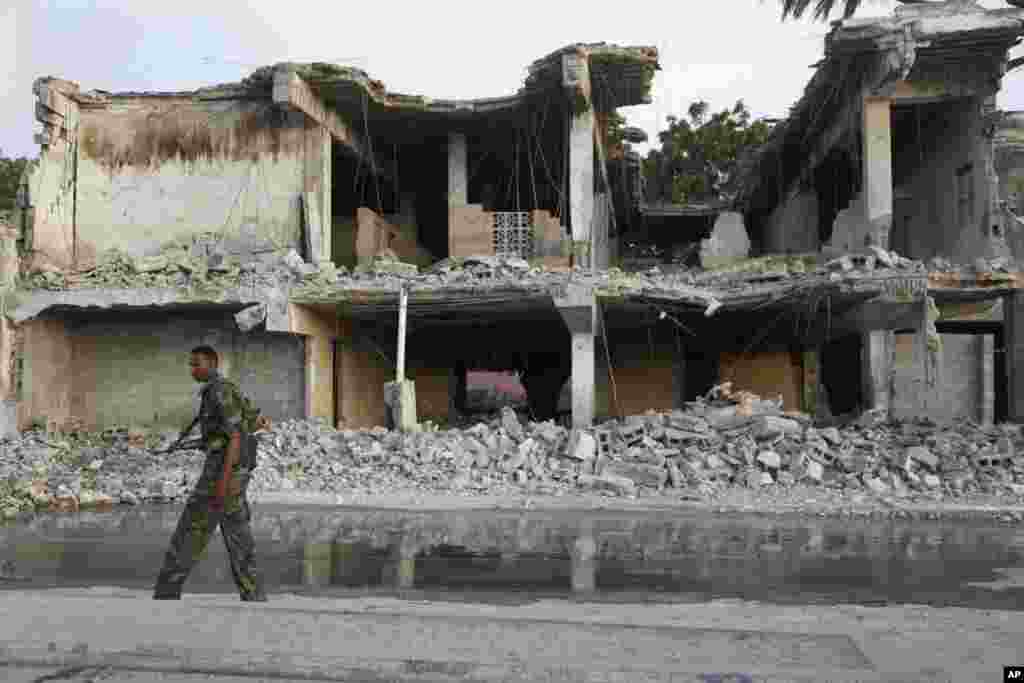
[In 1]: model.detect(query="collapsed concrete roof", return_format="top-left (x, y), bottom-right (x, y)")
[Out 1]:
top-left (738, 2), bottom-right (1024, 213)
top-left (61, 42), bottom-right (660, 121)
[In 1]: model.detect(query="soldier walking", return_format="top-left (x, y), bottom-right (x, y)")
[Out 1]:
top-left (153, 345), bottom-right (267, 601)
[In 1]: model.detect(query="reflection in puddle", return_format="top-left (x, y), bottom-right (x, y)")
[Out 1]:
top-left (2, 506), bottom-right (1023, 609)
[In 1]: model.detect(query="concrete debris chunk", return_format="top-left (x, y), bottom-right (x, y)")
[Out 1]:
top-left (756, 451), bottom-right (781, 470)
top-left (569, 431), bottom-right (596, 461)
top-left (826, 256), bottom-right (855, 272)
top-left (501, 407), bottom-right (524, 441)
top-left (577, 473), bottom-right (637, 497)
top-left (868, 246), bottom-right (896, 269)
top-left (235, 304), bottom-right (267, 332)
top-left (282, 249), bottom-right (305, 275)
top-left (906, 445), bottom-right (938, 472)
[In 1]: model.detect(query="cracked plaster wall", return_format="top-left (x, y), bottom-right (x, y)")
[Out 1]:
top-left (63, 98), bottom-right (329, 268)
top-left (18, 313), bottom-right (305, 431)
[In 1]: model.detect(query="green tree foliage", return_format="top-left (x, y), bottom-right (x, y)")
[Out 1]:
top-left (0, 150), bottom-right (30, 218)
top-left (605, 110), bottom-right (627, 151)
top-left (643, 100), bottom-right (772, 204)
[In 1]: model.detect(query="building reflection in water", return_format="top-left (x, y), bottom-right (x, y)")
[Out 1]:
top-left (88, 510), bottom-right (1019, 610)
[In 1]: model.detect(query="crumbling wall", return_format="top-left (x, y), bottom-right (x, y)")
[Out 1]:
top-left (896, 97), bottom-right (1006, 263)
top-left (71, 96), bottom-right (319, 268)
top-left (23, 79), bottom-right (81, 271)
top-left (19, 312), bottom-right (305, 431)
top-left (448, 205), bottom-right (494, 258)
top-left (761, 188), bottom-right (819, 255)
top-left (827, 194), bottom-right (871, 254)
top-left (355, 208), bottom-right (433, 266)
top-left (890, 331), bottom-right (991, 423)
top-left (17, 318), bottom-right (73, 430)
top-left (532, 210), bottom-right (569, 267)
top-left (0, 221), bottom-right (19, 404)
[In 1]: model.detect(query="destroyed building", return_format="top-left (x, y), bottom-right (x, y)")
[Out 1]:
top-left (5, 2), bottom-right (1024, 440)
top-left (737, 1), bottom-right (1024, 426)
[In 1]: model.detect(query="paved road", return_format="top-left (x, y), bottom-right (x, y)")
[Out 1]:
top-left (1, 588), bottom-right (1022, 681)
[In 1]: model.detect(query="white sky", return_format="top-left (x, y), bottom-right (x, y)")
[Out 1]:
top-left (3, 0), bottom-right (1024, 159)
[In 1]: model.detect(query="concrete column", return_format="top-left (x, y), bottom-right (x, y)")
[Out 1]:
top-left (862, 96), bottom-right (894, 251)
top-left (448, 133), bottom-right (468, 207)
top-left (555, 284), bottom-right (596, 428)
top-left (861, 330), bottom-right (892, 416)
top-left (1005, 293), bottom-right (1024, 422)
top-left (564, 53), bottom-right (595, 269)
top-left (980, 334), bottom-right (995, 426)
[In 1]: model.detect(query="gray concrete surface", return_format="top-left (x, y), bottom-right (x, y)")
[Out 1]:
top-left (0, 588), bottom-right (1021, 682)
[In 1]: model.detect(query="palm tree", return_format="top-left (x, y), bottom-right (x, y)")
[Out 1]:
top-left (779, 0), bottom-right (1024, 22)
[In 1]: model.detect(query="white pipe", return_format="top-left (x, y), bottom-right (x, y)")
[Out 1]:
top-left (397, 286), bottom-right (408, 382)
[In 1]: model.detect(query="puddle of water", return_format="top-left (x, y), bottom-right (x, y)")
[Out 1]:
top-left (2, 505), bottom-right (1023, 609)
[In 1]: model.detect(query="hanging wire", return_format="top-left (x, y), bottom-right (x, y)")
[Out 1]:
top-left (527, 114), bottom-right (538, 211)
top-left (362, 93), bottom-right (382, 214)
top-left (514, 126), bottom-right (520, 213)
top-left (533, 99), bottom-right (565, 216)
top-left (599, 302), bottom-right (621, 419)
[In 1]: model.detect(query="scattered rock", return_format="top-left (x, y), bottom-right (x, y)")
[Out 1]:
top-left (577, 473), bottom-right (636, 497)
top-left (906, 446), bottom-right (938, 471)
top-left (501, 407), bottom-right (524, 441)
top-left (757, 451), bottom-right (781, 470)
top-left (603, 461), bottom-right (668, 489)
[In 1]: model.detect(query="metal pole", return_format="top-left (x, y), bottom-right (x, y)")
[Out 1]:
top-left (397, 286), bottom-right (408, 382)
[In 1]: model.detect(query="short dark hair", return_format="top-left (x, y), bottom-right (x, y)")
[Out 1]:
top-left (190, 345), bottom-right (219, 368)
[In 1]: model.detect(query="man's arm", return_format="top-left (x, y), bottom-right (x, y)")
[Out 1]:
top-left (212, 384), bottom-right (246, 506)
top-left (215, 431), bottom-right (242, 500)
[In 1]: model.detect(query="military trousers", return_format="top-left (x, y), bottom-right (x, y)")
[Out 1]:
top-left (153, 450), bottom-right (266, 601)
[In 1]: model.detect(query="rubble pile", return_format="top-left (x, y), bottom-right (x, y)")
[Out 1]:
top-left (22, 246), bottom-right (295, 292)
top-left (3, 384), bottom-right (1024, 520)
top-left (19, 242), bottom-right (935, 304)
top-left (293, 248), bottom-right (928, 301)
top-left (577, 383), bottom-right (1024, 500)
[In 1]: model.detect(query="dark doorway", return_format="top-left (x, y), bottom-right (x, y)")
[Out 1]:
top-left (934, 321), bottom-right (1007, 424)
top-left (683, 345), bottom-right (719, 402)
top-left (820, 333), bottom-right (864, 416)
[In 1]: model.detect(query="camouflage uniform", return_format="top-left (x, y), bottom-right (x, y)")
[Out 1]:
top-left (153, 369), bottom-right (266, 601)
